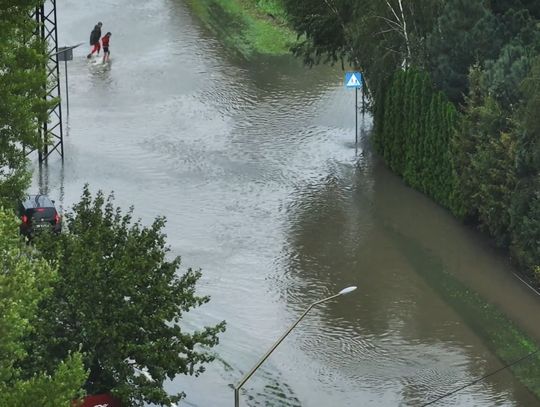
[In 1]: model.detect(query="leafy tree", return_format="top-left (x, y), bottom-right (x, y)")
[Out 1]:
top-left (0, 208), bottom-right (86, 407)
top-left (30, 186), bottom-right (226, 406)
top-left (282, 0), bottom-right (443, 102)
top-left (0, 1), bottom-right (51, 207)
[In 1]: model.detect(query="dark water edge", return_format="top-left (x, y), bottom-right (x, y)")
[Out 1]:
top-left (387, 222), bottom-right (540, 400)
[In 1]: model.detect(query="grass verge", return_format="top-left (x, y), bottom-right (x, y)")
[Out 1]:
top-left (389, 225), bottom-right (540, 399)
top-left (185, 0), bottom-right (297, 57)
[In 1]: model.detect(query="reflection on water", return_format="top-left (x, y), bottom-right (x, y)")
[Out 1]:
top-left (278, 146), bottom-right (539, 406)
top-left (29, 0), bottom-right (540, 405)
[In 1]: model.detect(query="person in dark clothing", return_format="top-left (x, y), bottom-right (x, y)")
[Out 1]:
top-left (87, 22), bottom-right (103, 59)
top-left (101, 32), bottom-right (111, 63)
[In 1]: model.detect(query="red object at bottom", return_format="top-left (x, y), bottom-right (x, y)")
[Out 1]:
top-left (74, 394), bottom-right (122, 407)
top-left (90, 42), bottom-right (101, 55)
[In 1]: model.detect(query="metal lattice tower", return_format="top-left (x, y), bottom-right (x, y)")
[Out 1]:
top-left (33, 0), bottom-right (64, 162)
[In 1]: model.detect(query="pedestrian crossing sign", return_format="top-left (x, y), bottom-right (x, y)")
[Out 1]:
top-left (345, 72), bottom-right (362, 89)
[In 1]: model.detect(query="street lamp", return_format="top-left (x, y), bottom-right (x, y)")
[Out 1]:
top-left (233, 285), bottom-right (358, 407)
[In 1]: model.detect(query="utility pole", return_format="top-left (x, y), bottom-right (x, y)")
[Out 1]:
top-left (31, 0), bottom-right (64, 163)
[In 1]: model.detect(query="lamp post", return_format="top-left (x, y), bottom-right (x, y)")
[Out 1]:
top-left (233, 285), bottom-right (358, 407)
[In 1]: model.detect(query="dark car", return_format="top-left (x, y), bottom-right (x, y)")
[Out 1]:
top-left (18, 194), bottom-right (61, 237)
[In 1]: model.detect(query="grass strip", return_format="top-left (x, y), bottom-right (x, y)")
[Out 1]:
top-left (185, 0), bottom-right (297, 57)
top-left (388, 225), bottom-right (540, 398)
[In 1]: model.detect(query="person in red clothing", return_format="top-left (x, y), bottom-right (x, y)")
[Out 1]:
top-left (101, 32), bottom-right (112, 63)
top-left (87, 22), bottom-right (102, 58)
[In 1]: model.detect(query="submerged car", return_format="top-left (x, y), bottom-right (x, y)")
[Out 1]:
top-left (19, 194), bottom-right (61, 237)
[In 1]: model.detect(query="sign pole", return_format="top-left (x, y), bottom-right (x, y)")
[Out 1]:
top-left (345, 71), bottom-right (363, 146)
top-left (65, 58), bottom-right (69, 116)
top-left (355, 87), bottom-right (358, 145)
top-left (55, 43), bottom-right (82, 119)
top-left (362, 83), bottom-right (365, 116)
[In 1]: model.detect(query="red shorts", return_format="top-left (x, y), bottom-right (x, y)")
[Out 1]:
top-left (91, 42), bottom-right (101, 54)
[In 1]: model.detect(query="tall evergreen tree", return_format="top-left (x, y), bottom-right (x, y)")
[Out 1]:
top-left (511, 58), bottom-right (540, 277)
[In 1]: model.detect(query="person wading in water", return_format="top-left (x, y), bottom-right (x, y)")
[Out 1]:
top-left (87, 22), bottom-right (103, 59)
top-left (101, 32), bottom-right (112, 63)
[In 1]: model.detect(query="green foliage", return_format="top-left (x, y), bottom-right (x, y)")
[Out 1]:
top-left (0, 1), bottom-right (51, 206)
top-left (483, 42), bottom-right (531, 110)
top-left (30, 186), bottom-right (226, 406)
top-left (491, 0), bottom-right (540, 20)
top-left (357, 0), bottom-right (540, 282)
top-left (0, 208), bottom-right (86, 407)
top-left (282, 0), bottom-right (540, 286)
top-left (253, 0), bottom-right (288, 23)
top-left (426, 0), bottom-right (501, 103)
top-left (481, 8), bottom-right (540, 109)
top-left (455, 66), bottom-right (517, 245)
top-left (375, 69), bottom-right (459, 210)
top-left (283, 0), bottom-right (442, 102)
top-left (186, 0), bottom-right (296, 56)
top-left (509, 57), bottom-right (540, 277)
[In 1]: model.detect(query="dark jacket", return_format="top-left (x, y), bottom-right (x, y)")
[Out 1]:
top-left (90, 26), bottom-right (101, 45)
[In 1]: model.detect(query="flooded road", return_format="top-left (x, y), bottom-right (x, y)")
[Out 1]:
top-left (33, 0), bottom-right (540, 405)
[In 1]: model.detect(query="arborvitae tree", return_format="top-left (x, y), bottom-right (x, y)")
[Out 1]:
top-left (422, 92), bottom-right (438, 193)
top-left (373, 80), bottom-right (387, 152)
top-left (376, 69), bottom-right (457, 208)
top-left (474, 129), bottom-right (517, 245)
top-left (510, 57), bottom-right (540, 279)
top-left (402, 70), bottom-right (415, 175)
top-left (418, 73), bottom-right (432, 185)
top-left (432, 93), bottom-right (446, 202)
top-left (391, 71), bottom-right (406, 175)
top-left (453, 66), bottom-right (484, 219)
top-left (381, 74), bottom-right (398, 165)
top-left (404, 71), bottom-right (421, 184)
top-left (441, 98), bottom-right (457, 206)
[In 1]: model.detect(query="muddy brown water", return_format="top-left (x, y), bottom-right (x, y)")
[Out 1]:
top-left (32, 1), bottom-right (540, 405)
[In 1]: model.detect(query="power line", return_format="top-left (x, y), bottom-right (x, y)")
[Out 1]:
top-left (420, 349), bottom-right (540, 406)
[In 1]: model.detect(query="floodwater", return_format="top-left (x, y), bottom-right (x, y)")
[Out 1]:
top-left (32, 0), bottom-right (540, 405)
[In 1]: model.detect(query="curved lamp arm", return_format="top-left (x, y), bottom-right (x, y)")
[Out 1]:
top-left (234, 286), bottom-right (357, 406)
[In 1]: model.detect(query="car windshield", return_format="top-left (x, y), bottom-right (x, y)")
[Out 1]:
top-left (30, 208), bottom-right (56, 220)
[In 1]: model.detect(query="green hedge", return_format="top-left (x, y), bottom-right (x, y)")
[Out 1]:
top-left (375, 69), bottom-right (460, 212)
top-left (375, 67), bottom-right (539, 284)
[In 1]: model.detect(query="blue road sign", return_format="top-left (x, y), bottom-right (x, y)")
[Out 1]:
top-left (345, 72), bottom-right (362, 89)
